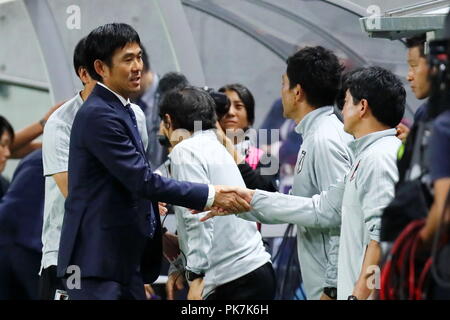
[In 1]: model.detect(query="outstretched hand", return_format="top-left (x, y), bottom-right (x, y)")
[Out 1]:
top-left (199, 186), bottom-right (255, 221)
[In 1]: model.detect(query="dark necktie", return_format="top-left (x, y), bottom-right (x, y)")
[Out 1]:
top-left (125, 104), bottom-right (157, 237)
top-left (124, 104), bottom-right (147, 153)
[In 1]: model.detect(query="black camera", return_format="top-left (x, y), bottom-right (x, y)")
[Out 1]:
top-left (428, 39), bottom-right (450, 118)
top-left (202, 87), bottom-right (230, 119)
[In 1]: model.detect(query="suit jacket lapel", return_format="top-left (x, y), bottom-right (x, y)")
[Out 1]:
top-left (93, 85), bottom-right (148, 159)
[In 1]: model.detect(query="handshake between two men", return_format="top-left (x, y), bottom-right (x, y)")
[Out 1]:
top-left (206, 186), bottom-right (255, 220)
top-left (159, 186), bottom-right (255, 220)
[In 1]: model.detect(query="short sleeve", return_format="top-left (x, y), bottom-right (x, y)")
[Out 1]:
top-left (42, 120), bottom-right (71, 176)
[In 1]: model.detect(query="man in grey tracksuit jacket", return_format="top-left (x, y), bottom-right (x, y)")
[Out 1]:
top-left (256, 46), bottom-right (351, 299)
top-left (261, 106), bottom-right (353, 299)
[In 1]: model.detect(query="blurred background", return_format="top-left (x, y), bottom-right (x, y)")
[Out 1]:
top-left (0, 0), bottom-right (420, 179)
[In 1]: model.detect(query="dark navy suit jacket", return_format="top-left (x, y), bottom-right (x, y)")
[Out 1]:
top-left (0, 150), bottom-right (44, 252)
top-left (413, 101), bottom-right (429, 123)
top-left (57, 84), bottom-right (209, 284)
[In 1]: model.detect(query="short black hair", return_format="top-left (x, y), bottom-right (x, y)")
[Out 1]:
top-left (286, 46), bottom-right (344, 108)
top-left (0, 116), bottom-right (14, 143)
top-left (218, 83), bottom-right (255, 126)
top-left (405, 34), bottom-right (426, 57)
top-left (84, 23), bottom-right (141, 81)
top-left (345, 66), bottom-right (405, 128)
top-left (73, 37), bottom-right (87, 78)
top-left (159, 86), bottom-right (217, 131)
top-left (141, 45), bottom-right (151, 72)
top-left (336, 69), bottom-right (358, 110)
top-left (157, 72), bottom-right (189, 98)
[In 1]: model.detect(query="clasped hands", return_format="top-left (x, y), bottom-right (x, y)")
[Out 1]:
top-left (203, 185), bottom-right (255, 221)
top-left (158, 185), bottom-right (255, 221)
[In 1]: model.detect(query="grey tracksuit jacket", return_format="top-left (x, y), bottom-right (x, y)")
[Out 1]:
top-left (242, 107), bottom-right (353, 299)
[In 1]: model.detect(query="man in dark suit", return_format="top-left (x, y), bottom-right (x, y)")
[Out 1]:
top-left (57, 23), bottom-right (249, 300)
top-left (0, 150), bottom-right (44, 300)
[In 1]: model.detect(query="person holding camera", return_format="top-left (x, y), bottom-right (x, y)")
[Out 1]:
top-left (215, 84), bottom-right (278, 193)
top-left (396, 34), bottom-right (432, 142)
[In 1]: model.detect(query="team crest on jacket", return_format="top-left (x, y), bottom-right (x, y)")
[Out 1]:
top-left (296, 150), bottom-right (307, 174)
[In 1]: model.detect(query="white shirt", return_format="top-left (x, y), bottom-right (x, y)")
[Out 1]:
top-left (169, 130), bottom-right (271, 298)
top-left (40, 89), bottom-right (148, 271)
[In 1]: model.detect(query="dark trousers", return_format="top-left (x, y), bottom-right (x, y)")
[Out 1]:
top-left (0, 244), bottom-right (41, 300)
top-left (63, 269), bottom-right (146, 300)
top-left (38, 265), bottom-right (66, 300)
top-left (207, 262), bottom-right (276, 300)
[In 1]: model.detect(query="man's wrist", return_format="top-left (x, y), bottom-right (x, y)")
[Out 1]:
top-left (352, 278), bottom-right (371, 300)
top-left (249, 189), bottom-right (259, 206)
top-left (185, 270), bottom-right (205, 282)
top-left (206, 185), bottom-right (215, 208)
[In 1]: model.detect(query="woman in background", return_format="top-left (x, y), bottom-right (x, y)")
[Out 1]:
top-left (217, 83), bottom-right (278, 192)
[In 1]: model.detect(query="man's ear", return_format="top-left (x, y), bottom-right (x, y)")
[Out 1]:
top-left (94, 59), bottom-right (107, 80)
top-left (78, 67), bottom-right (89, 85)
top-left (359, 99), bottom-right (370, 118)
top-left (163, 114), bottom-right (171, 129)
top-left (294, 83), bottom-right (303, 102)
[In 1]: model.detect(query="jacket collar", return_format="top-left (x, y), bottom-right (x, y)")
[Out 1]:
top-left (94, 82), bottom-right (131, 108)
top-left (92, 84), bottom-right (147, 158)
top-left (295, 106), bottom-right (334, 137)
top-left (349, 128), bottom-right (397, 157)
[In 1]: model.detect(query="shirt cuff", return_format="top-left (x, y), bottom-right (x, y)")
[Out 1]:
top-left (206, 185), bottom-right (215, 208)
top-left (367, 219), bottom-right (381, 242)
top-left (250, 189), bottom-right (268, 207)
